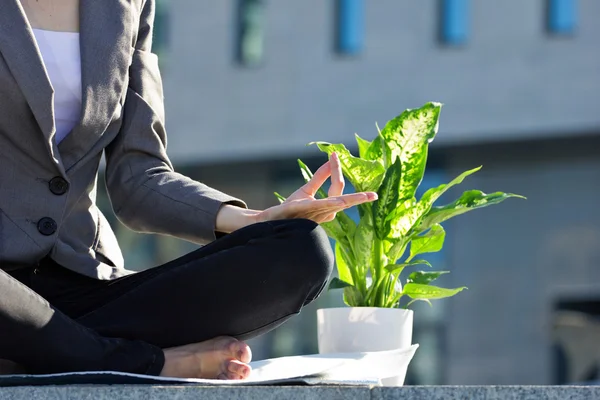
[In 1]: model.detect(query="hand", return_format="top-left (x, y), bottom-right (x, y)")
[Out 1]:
top-left (255, 153), bottom-right (378, 224)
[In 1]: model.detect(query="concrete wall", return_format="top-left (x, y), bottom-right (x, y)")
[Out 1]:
top-left (160, 0), bottom-right (600, 164)
top-left (442, 137), bottom-right (600, 384)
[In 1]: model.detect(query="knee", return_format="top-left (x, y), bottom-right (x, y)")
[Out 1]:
top-left (284, 218), bottom-right (334, 287)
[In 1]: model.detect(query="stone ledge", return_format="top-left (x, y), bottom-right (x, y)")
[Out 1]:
top-left (0, 385), bottom-right (599, 400)
top-left (374, 386), bottom-right (600, 399)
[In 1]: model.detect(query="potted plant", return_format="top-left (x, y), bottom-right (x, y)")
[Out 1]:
top-left (275, 102), bottom-right (524, 385)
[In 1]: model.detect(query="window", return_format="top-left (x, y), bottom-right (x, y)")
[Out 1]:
top-left (439, 0), bottom-right (469, 46)
top-left (546, 0), bottom-right (577, 35)
top-left (553, 297), bottom-right (600, 383)
top-left (236, 0), bottom-right (266, 67)
top-left (152, 0), bottom-right (170, 57)
top-left (335, 0), bottom-right (364, 56)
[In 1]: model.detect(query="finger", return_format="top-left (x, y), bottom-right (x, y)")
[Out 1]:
top-left (306, 194), bottom-right (374, 212)
top-left (278, 199), bottom-right (342, 220)
top-left (302, 162), bottom-right (332, 197)
top-left (331, 192), bottom-right (378, 208)
top-left (280, 195), bottom-right (374, 220)
top-left (328, 152), bottom-right (345, 197)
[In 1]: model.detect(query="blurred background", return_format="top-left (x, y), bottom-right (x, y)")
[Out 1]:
top-left (97, 0), bottom-right (600, 386)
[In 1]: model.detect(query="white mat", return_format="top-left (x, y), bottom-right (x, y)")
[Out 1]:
top-left (0, 344), bottom-right (418, 387)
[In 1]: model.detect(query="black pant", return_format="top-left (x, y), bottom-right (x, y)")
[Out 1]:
top-left (0, 219), bottom-right (333, 375)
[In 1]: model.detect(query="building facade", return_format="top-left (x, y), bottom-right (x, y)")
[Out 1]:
top-left (98, 0), bottom-right (600, 385)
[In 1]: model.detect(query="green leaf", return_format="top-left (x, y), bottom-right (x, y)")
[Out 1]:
top-left (407, 271), bottom-right (449, 285)
top-left (310, 142), bottom-right (385, 193)
top-left (335, 240), bottom-right (354, 286)
top-left (364, 135), bottom-right (383, 163)
top-left (380, 102), bottom-right (442, 202)
top-left (421, 166), bottom-right (482, 206)
top-left (389, 167), bottom-right (482, 238)
top-left (419, 190), bottom-right (526, 232)
top-left (406, 298), bottom-right (433, 307)
top-left (320, 212), bottom-right (357, 269)
top-left (274, 192), bottom-right (286, 204)
top-left (385, 259), bottom-right (432, 273)
top-left (364, 133), bottom-right (392, 168)
top-left (387, 198), bottom-right (416, 239)
top-left (336, 210), bottom-right (358, 239)
top-left (387, 237), bottom-right (409, 264)
top-left (353, 212), bottom-right (374, 279)
top-left (343, 286), bottom-right (365, 307)
top-left (373, 157), bottom-right (402, 239)
top-left (409, 224), bottom-right (445, 259)
top-left (357, 203), bottom-right (370, 220)
top-left (297, 159), bottom-right (327, 199)
top-left (403, 283), bottom-right (467, 300)
top-left (355, 134), bottom-right (372, 159)
top-left (328, 277), bottom-right (353, 289)
top-left (320, 217), bottom-right (345, 243)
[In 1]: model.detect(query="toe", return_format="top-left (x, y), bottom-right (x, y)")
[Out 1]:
top-left (227, 371), bottom-right (242, 380)
top-left (227, 359), bottom-right (251, 379)
top-left (228, 340), bottom-right (252, 363)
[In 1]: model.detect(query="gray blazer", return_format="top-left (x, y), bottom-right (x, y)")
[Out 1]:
top-left (0, 0), bottom-right (246, 279)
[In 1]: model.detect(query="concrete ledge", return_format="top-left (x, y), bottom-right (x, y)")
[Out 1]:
top-left (374, 386), bottom-right (600, 399)
top-left (1, 385), bottom-right (599, 400)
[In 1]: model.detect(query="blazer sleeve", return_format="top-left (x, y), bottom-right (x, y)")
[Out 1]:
top-left (104, 0), bottom-right (247, 245)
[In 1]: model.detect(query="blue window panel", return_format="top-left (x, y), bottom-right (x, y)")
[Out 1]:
top-left (152, 0), bottom-right (170, 56)
top-left (548, 0), bottom-right (577, 34)
top-left (441, 0), bottom-right (469, 45)
top-left (336, 0), bottom-right (364, 55)
top-left (236, 0), bottom-right (265, 67)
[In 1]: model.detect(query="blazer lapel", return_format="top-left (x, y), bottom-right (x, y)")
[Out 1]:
top-left (58, 0), bottom-right (133, 171)
top-left (0, 1), bottom-right (56, 148)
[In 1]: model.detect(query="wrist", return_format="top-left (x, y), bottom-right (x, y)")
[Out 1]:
top-left (215, 204), bottom-right (262, 234)
top-left (239, 207), bottom-right (262, 228)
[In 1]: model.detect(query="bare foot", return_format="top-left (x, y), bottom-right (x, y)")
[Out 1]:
top-left (160, 336), bottom-right (252, 380)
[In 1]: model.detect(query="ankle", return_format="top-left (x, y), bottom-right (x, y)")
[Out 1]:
top-left (160, 347), bottom-right (196, 377)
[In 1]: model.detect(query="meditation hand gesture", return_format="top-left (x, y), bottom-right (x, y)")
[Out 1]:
top-left (255, 153), bottom-right (378, 224)
top-left (215, 153), bottom-right (377, 233)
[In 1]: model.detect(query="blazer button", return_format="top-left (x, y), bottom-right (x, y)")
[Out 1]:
top-left (37, 217), bottom-right (57, 236)
top-left (49, 177), bottom-right (69, 195)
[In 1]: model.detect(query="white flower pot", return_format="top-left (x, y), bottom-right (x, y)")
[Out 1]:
top-left (316, 307), bottom-right (414, 386)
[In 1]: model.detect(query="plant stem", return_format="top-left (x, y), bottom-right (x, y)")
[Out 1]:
top-left (386, 239), bottom-right (408, 308)
top-left (372, 239), bottom-right (389, 307)
top-left (372, 238), bottom-right (382, 283)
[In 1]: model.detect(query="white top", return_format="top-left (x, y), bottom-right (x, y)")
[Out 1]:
top-left (32, 28), bottom-right (82, 144)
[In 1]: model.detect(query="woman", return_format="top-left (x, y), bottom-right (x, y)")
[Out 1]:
top-left (0, 0), bottom-right (377, 380)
